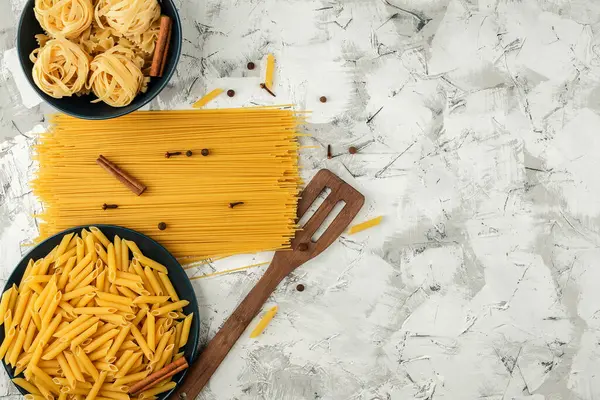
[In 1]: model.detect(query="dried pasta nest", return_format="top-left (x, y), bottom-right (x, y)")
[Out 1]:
top-left (94, 0), bottom-right (160, 37)
top-left (30, 38), bottom-right (91, 98)
top-left (34, 0), bottom-right (94, 39)
top-left (87, 45), bottom-right (149, 107)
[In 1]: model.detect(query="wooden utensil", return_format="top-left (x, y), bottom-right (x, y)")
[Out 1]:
top-left (173, 169), bottom-right (365, 399)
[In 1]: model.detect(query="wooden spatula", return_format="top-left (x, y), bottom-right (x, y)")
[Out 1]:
top-left (173, 169), bottom-right (365, 399)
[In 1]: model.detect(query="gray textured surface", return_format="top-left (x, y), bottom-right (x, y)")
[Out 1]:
top-left (3, 0), bottom-right (600, 399)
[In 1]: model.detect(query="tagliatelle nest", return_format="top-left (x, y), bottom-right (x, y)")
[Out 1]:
top-left (87, 45), bottom-right (149, 107)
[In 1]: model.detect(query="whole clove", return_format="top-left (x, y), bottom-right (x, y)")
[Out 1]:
top-left (165, 151), bottom-right (182, 158)
top-left (102, 203), bottom-right (118, 210)
top-left (229, 202), bottom-right (244, 208)
top-left (327, 144), bottom-right (332, 159)
top-left (259, 83), bottom-right (276, 97)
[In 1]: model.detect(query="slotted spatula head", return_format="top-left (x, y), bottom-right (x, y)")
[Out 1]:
top-left (172, 170), bottom-right (364, 400)
top-left (274, 169), bottom-right (365, 272)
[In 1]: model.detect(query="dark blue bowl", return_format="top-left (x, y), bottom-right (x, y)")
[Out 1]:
top-left (16, 0), bottom-right (181, 120)
top-left (1, 225), bottom-right (199, 400)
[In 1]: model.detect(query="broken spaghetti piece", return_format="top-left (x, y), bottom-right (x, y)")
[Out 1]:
top-left (192, 88), bottom-right (224, 108)
top-left (264, 54), bottom-right (275, 89)
top-left (348, 216), bottom-right (383, 235)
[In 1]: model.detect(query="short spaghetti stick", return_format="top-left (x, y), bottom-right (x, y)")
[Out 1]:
top-left (264, 54), bottom-right (275, 89)
top-left (192, 89), bottom-right (224, 108)
top-left (347, 216), bottom-right (383, 235)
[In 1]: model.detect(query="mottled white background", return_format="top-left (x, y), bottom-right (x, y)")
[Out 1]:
top-left (2, 0), bottom-right (600, 398)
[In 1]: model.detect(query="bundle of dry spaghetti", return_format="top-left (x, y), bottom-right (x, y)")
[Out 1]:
top-left (32, 107), bottom-right (304, 260)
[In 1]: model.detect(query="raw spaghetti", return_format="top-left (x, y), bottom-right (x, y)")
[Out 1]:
top-left (32, 107), bottom-right (304, 260)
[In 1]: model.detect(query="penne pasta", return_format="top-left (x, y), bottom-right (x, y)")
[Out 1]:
top-left (4, 229), bottom-right (192, 398)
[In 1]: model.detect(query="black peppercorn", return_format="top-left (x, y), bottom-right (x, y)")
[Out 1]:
top-left (247, 62), bottom-right (255, 70)
top-left (158, 222), bottom-right (167, 230)
top-left (349, 146), bottom-right (357, 154)
top-left (319, 96), bottom-right (327, 103)
top-left (201, 149), bottom-right (209, 156)
top-left (298, 243), bottom-right (309, 251)
top-left (296, 284), bottom-right (305, 292)
top-left (186, 150), bottom-right (193, 157)
top-left (227, 89), bottom-right (235, 97)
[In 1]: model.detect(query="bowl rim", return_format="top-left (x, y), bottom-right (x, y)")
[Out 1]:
top-left (16, 0), bottom-right (182, 120)
top-left (1, 224), bottom-right (199, 400)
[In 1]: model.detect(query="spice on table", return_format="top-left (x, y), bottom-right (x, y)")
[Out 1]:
top-left (150, 15), bottom-right (172, 78)
top-left (227, 89), bottom-right (235, 97)
top-left (158, 222), bottom-right (167, 231)
top-left (348, 146), bottom-right (357, 154)
top-left (297, 243), bottom-right (308, 251)
top-left (96, 155), bottom-right (146, 196)
top-left (201, 148), bottom-right (210, 156)
top-left (319, 96), bottom-right (327, 103)
top-left (102, 204), bottom-right (118, 210)
top-left (296, 284), bottom-right (305, 292)
top-left (186, 150), bottom-right (193, 157)
top-left (229, 202), bottom-right (244, 208)
top-left (247, 62), bottom-right (255, 70)
top-left (165, 151), bottom-right (182, 158)
top-left (128, 358), bottom-right (188, 394)
top-left (159, 17), bottom-right (173, 77)
top-left (259, 83), bottom-right (276, 97)
top-left (327, 144), bottom-right (332, 159)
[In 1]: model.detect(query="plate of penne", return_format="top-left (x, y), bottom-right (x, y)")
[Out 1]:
top-left (0, 225), bottom-right (199, 400)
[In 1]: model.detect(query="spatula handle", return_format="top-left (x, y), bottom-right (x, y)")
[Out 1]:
top-left (173, 256), bottom-right (292, 399)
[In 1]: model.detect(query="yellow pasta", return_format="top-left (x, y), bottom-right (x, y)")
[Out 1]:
top-left (192, 88), bottom-right (223, 108)
top-left (347, 216), bottom-right (383, 235)
top-left (178, 314), bottom-right (193, 349)
top-left (264, 53), bottom-right (275, 89)
top-left (4, 229), bottom-right (193, 398)
top-left (0, 287), bottom-right (14, 324)
top-left (56, 353), bottom-right (77, 388)
top-left (150, 300), bottom-right (189, 317)
top-left (86, 370), bottom-right (107, 400)
top-left (77, 238), bottom-right (85, 264)
top-left (33, 109), bottom-right (301, 259)
top-left (8, 327), bottom-right (28, 366)
top-left (249, 305), bottom-right (278, 338)
top-left (138, 381), bottom-right (176, 399)
top-left (95, 243), bottom-right (109, 265)
top-left (13, 378), bottom-right (42, 395)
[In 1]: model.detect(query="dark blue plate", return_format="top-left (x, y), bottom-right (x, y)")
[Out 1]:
top-left (0, 225), bottom-right (199, 400)
top-left (16, 0), bottom-right (182, 120)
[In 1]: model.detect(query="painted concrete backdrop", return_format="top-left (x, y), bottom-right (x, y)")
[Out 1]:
top-left (2, 0), bottom-right (600, 398)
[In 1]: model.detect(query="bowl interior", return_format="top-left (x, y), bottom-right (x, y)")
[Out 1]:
top-left (16, 0), bottom-right (181, 120)
top-left (1, 225), bottom-right (199, 400)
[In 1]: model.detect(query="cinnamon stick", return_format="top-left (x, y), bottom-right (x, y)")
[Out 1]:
top-left (150, 16), bottom-right (172, 77)
top-left (159, 23), bottom-right (172, 77)
top-left (129, 358), bottom-right (188, 394)
top-left (133, 363), bottom-right (188, 394)
top-left (96, 155), bottom-right (147, 196)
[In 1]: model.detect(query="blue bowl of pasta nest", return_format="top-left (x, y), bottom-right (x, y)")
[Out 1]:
top-left (0, 225), bottom-right (199, 400)
top-left (17, 0), bottom-right (181, 120)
